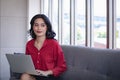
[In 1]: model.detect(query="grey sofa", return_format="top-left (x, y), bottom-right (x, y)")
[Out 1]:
top-left (10, 45), bottom-right (120, 80)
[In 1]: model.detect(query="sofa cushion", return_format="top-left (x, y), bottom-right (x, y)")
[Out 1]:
top-left (61, 45), bottom-right (120, 80)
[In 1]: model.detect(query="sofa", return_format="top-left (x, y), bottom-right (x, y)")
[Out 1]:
top-left (10, 45), bottom-right (120, 80)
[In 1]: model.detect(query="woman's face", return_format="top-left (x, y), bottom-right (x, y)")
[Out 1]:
top-left (33, 18), bottom-right (47, 38)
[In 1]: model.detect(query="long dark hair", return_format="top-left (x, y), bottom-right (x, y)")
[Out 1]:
top-left (29, 14), bottom-right (56, 39)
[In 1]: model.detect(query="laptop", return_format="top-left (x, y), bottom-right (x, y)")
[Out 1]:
top-left (6, 54), bottom-right (39, 75)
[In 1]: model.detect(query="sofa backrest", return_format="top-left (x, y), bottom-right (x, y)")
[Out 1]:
top-left (61, 45), bottom-right (120, 80)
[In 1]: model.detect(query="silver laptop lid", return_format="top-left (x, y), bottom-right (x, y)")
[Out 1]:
top-left (6, 54), bottom-right (38, 75)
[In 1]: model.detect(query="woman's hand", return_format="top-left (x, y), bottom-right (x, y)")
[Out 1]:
top-left (36, 70), bottom-right (53, 77)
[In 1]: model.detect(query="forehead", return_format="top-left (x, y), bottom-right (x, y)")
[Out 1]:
top-left (34, 18), bottom-right (45, 23)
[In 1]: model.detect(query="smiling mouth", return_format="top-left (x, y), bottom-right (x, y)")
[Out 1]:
top-left (37, 31), bottom-right (42, 33)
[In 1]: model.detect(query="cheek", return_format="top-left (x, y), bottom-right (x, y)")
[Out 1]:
top-left (33, 26), bottom-right (36, 31)
top-left (44, 27), bottom-right (47, 32)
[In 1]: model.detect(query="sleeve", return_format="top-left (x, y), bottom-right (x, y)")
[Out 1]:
top-left (25, 43), bottom-right (30, 55)
top-left (52, 43), bottom-right (67, 77)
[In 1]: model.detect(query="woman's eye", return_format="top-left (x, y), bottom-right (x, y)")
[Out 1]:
top-left (34, 23), bottom-right (39, 26)
top-left (34, 23), bottom-right (46, 27)
top-left (41, 24), bottom-right (46, 27)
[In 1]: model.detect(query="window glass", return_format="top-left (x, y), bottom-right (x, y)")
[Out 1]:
top-left (93, 0), bottom-right (107, 48)
top-left (52, 0), bottom-right (58, 40)
top-left (44, 0), bottom-right (48, 16)
top-left (62, 0), bottom-right (70, 45)
top-left (116, 0), bottom-right (120, 49)
top-left (75, 0), bottom-right (86, 46)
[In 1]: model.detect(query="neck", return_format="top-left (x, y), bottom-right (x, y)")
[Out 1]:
top-left (35, 36), bottom-right (46, 44)
top-left (34, 36), bottom-right (46, 50)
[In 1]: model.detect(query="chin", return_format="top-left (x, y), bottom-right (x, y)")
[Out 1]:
top-left (37, 35), bottom-right (45, 37)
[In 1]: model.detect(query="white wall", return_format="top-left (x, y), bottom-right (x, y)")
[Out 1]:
top-left (28, 0), bottom-right (40, 30)
top-left (0, 0), bottom-right (1, 80)
top-left (0, 0), bottom-right (27, 80)
top-left (0, 0), bottom-right (41, 80)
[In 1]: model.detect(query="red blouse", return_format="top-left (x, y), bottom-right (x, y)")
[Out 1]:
top-left (25, 39), bottom-right (67, 77)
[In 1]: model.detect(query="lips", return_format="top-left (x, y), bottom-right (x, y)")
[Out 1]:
top-left (37, 31), bottom-right (42, 33)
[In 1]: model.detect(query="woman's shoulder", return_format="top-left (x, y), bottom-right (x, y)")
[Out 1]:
top-left (47, 39), bottom-right (59, 45)
top-left (26, 39), bottom-right (35, 45)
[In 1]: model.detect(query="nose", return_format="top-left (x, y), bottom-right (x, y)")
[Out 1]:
top-left (37, 25), bottom-right (42, 30)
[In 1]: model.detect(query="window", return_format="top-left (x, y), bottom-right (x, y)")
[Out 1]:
top-left (62, 0), bottom-right (70, 45)
top-left (75, 0), bottom-right (86, 46)
top-left (93, 0), bottom-right (107, 48)
top-left (39, 0), bottom-right (120, 49)
top-left (52, 0), bottom-right (58, 40)
top-left (116, 0), bottom-right (120, 49)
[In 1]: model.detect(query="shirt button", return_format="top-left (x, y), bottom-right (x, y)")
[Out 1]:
top-left (37, 61), bottom-right (39, 63)
top-left (38, 52), bottom-right (40, 54)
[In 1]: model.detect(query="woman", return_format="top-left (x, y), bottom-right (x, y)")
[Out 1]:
top-left (20, 14), bottom-right (67, 80)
